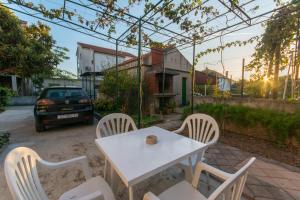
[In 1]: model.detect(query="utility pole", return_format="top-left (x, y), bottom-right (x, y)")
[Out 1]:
top-left (241, 58), bottom-right (245, 98)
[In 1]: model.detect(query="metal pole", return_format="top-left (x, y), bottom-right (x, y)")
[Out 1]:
top-left (162, 50), bottom-right (166, 109)
top-left (191, 41), bottom-right (196, 113)
top-left (241, 58), bottom-right (245, 98)
top-left (116, 39), bottom-right (119, 103)
top-left (137, 18), bottom-right (142, 128)
top-left (93, 51), bottom-right (96, 99)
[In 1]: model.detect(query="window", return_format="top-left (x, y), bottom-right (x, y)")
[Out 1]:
top-left (45, 88), bottom-right (86, 99)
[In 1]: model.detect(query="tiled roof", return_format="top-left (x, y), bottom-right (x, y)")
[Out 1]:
top-left (77, 42), bottom-right (136, 58)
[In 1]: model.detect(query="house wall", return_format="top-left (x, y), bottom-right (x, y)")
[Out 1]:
top-left (77, 45), bottom-right (127, 76)
top-left (43, 78), bottom-right (81, 88)
top-left (173, 72), bottom-right (191, 105)
top-left (164, 49), bottom-right (191, 72)
top-left (77, 46), bottom-right (94, 76)
top-left (164, 48), bottom-right (191, 105)
top-left (94, 53), bottom-right (125, 72)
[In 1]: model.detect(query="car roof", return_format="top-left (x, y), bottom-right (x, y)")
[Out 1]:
top-left (45, 86), bottom-right (82, 89)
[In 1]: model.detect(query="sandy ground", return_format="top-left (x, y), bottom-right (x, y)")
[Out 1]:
top-left (1, 107), bottom-right (299, 200)
top-left (0, 106), bottom-right (186, 200)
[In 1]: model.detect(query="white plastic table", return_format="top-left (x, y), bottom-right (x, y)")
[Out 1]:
top-left (95, 126), bottom-right (207, 200)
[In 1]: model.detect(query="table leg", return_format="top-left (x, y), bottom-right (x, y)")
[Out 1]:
top-left (129, 186), bottom-right (134, 200)
top-left (184, 156), bottom-right (194, 182)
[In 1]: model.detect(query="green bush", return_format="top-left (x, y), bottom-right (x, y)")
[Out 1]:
top-left (0, 86), bottom-right (11, 107)
top-left (183, 103), bottom-right (300, 147)
top-left (93, 99), bottom-right (116, 113)
top-left (0, 132), bottom-right (10, 149)
top-left (99, 70), bottom-right (139, 114)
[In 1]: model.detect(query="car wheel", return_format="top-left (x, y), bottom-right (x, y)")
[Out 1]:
top-left (35, 119), bottom-right (45, 132)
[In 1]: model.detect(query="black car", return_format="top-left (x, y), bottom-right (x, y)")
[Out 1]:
top-left (34, 86), bottom-right (93, 132)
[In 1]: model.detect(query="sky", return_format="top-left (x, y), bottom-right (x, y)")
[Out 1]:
top-left (3, 0), bottom-right (281, 80)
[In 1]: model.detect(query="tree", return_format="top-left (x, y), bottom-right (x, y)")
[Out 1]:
top-left (21, 22), bottom-right (69, 93)
top-left (0, 5), bottom-right (69, 94)
top-left (247, 2), bottom-right (299, 99)
top-left (0, 6), bottom-right (26, 71)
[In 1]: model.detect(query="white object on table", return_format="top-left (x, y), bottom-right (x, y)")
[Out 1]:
top-left (95, 126), bottom-right (207, 200)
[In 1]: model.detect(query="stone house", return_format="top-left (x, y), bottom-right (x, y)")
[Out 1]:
top-left (114, 46), bottom-right (192, 112)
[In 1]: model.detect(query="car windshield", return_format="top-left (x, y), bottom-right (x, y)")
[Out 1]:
top-left (45, 88), bottom-right (86, 99)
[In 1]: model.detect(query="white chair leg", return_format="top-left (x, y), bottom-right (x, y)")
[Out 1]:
top-left (204, 170), bottom-right (211, 191)
top-left (104, 159), bottom-right (107, 180)
top-left (110, 164), bottom-right (115, 191)
top-left (129, 186), bottom-right (134, 200)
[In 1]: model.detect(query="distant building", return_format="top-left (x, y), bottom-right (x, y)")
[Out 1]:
top-left (76, 42), bottom-right (136, 98)
top-left (195, 68), bottom-right (231, 95)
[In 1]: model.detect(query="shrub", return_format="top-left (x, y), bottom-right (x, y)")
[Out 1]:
top-left (99, 70), bottom-right (139, 114)
top-left (93, 99), bottom-right (116, 113)
top-left (0, 86), bottom-right (11, 107)
top-left (0, 132), bottom-right (10, 150)
top-left (183, 103), bottom-right (300, 147)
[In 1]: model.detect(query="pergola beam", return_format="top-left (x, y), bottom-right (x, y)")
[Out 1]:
top-left (10, 0), bottom-right (118, 40)
top-left (217, 0), bottom-right (251, 25)
top-left (0, 4), bottom-right (143, 52)
top-left (162, 0), bottom-right (255, 44)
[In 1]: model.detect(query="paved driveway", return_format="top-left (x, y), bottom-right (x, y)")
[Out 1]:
top-left (0, 106), bottom-right (102, 200)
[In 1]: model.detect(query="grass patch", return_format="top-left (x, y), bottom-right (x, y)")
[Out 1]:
top-left (183, 103), bottom-right (300, 147)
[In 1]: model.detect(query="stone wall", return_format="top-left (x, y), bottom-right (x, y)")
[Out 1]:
top-left (8, 96), bottom-right (37, 106)
top-left (194, 96), bottom-right (300, 113)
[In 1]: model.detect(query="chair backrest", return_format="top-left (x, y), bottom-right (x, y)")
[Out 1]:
top-left (96, 113), bottom-right (138, 138)
top-left (4, 147), bottom-right (48, 200)
top-left (208, 157), bottom-right (256, 200)
top-left (181, 113), bottom-right (219, 144)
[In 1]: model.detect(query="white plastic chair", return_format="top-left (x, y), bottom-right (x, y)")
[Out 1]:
top-left (96, 113), bottom-right (137, 181)
top-left (143, 157), bottom-right (256, 200)
top-left (174, 113), bottom-right (220, 181)
top-left (4, 147), bottom-right (115, 200)
top-left (96, 113), bottom-right (137, 138)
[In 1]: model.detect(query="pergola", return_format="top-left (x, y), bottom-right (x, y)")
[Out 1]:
top-left (2, 0), bottom-right (297, 127)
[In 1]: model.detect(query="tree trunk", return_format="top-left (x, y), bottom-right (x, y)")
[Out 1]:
top-left (265, 54), bottom-right (274, 98)
top-left (295, 39), bottom-right (300, 80)
top-left (21, 77), bottom-right (26, 96)
top-left (272, 46), bottom-right (281, 99)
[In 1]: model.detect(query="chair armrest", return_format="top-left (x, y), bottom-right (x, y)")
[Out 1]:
top-left (39, 156), bottom-right (92, 180)
top-left (192, 162), bottom-right (231, 188)
top-left (78, 191), bottom-right (104, 200)
top-left (143, 192), bottom-right (161, 200)
top-left (173, 124), bottom-right (185, 134)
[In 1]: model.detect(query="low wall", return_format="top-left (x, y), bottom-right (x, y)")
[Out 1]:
top-left (8, 96), bottom-right (37, 106)
top-left (194, 96), bottom-right (300, 113)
